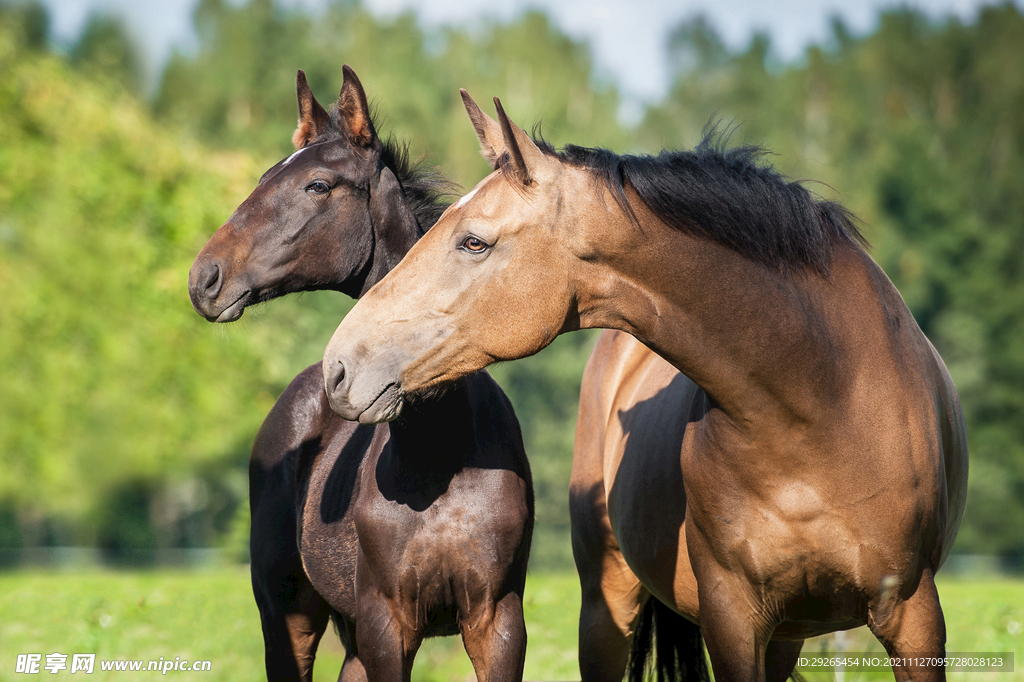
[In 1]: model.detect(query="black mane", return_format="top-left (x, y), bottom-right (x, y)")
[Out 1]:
top-left (546, 131), bottom-right (866, 274)
top-left (378, 134), bottom-right (458, 232)
top-left (323, 106), bottom-right (457, 233)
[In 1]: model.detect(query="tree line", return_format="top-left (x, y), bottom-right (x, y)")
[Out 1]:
top-left (1, 0), bottom-right (1022, 567)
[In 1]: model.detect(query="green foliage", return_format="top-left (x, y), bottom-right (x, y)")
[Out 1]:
top-left (0, 22), bottom-right (273, 549)
top-left (68, 12), bottom-right (143, 95)
top-left (153, 0), bottom-right (625, 187)
top-left (2, 0), bottom-right (1023, 566)
top-left (0, 0), bottom-right (48, 52)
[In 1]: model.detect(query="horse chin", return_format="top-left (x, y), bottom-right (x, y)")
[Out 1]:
top-left (327, 381), bottom-right (404, 424)
top-left (212, 293), bottom-right (249, 323)
top-left (358, 384), bottom-right (404, 424)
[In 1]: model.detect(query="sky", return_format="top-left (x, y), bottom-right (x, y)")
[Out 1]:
top-left (41, 0), bottom-right (1012, 119)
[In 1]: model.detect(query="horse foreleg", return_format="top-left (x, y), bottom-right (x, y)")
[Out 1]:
top-left (572, 477), bottom-right (648, 682)
top-left (765, 639), bottom-right (804, 682)
top-left (869, 568), bottom-right (946, 682)
top-left (575, 551), bottom-right (647, 681)
top-left (694, 564), bottom-right (773, 682)
top-left (460, 591), bottom-right (527, 682)
top-left (251, 480), bottom-right (331, 682)
top-left (338, 654), bottom-right (367, 682)
top-left (354, 580), bottom-right (420, 682)
top-left (252, 561), bottom-right (331, 682)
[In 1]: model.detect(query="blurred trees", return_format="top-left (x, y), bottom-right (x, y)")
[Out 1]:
top-left (68, 11), bottom-right (143, 94)
top-left (2, 0), bottom-right (1024, 566)
top-left (0, 9), bottom-right (271, 556)
top-left (152, 0), bottom-right (626, 186)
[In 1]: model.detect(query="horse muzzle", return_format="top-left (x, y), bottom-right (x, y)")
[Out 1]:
top-left (323, 355), bottom-right (405, 424)
top-left (188, 258), bottom-right (250, 323)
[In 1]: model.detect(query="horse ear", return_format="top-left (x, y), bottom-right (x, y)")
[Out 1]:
top-left (293, 70), bottom-right (331, 149)
top-left (338, 64), bottom-right (379, 150)
top-left (461, 89), bottom-right (504, 168)
top-left (493, 97), bottom-right (546, 186)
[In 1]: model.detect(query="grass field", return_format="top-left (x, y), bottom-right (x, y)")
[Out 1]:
top-left (0, 568), bottom-right (1020, 681)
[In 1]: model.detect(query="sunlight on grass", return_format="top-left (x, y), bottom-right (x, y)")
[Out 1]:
top-left (0, 570), bottom-right (1020, 681)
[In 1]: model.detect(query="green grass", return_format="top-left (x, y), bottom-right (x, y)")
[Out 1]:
top-left (0, 568), bottom-right (578, 681)
top-left (0, 569), bottom-right (1020, 681)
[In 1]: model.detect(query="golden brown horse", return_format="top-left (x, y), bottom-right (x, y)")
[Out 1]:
top-left (319, 93), bottom-right (968, 682)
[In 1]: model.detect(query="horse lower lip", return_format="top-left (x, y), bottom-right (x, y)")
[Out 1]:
top-left (358, 384), bottom-right (403, 424)
top-left (214, 296), bottom-right (247, 322)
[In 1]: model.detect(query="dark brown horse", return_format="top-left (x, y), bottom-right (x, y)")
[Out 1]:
top-left (320, 93), bottom-right (968, 682)
top-left (188, 69), bottom-right (533, 682)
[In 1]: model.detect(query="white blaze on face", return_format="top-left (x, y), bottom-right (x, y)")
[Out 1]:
top-left (454, 183), bottom-right (481, 209)
top-left (282, 146), bottom-right (310, 166)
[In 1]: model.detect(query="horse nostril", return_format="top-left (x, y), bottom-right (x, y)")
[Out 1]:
top-left (325, 359), bottom-right (347, 399)
top-left (200, 262), bottom-right (223, 298)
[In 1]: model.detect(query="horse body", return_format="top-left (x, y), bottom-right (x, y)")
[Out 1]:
top-left (321, 94), bottom-right (967, 682)
top-left (189, 70), bottom-right (532, 682)
top-left (570, 193), bottom-right (968, 659)
top-left (253, 363), bottom-right (530, 681)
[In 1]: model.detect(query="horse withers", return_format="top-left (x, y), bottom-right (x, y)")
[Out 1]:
top-left (320, 93), bottom-right (968, 682)
top-left (189, 69), bottom-right (533, 682)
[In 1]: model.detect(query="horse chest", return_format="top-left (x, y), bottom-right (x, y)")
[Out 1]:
top-left (685, 463), bottom-right (914, 614)
top-left (358, 470), bottom-right (521, 568)
top-left (350, 460), bottom-right (528, 624)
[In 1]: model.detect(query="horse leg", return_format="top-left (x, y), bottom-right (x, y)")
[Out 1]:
top-left (338, 655), bottom-right (367, 682)
top-left (869, 568), bottom-right (946, 682)
top-left (571, 471), bottom-right (648, 682)
top-left (764, 640), bottom-right (804, 682)
top-left (250, 475), bottom-right (331, 681)
top-left (460, 591), bottom-right (527, 682)
top-left (332, 614), bottom-right (367, 682)
top-left (354, 577), bottom-right (420, 682)
top-left (574, 539), bottom-right (647, 681)
top-left (251, 556), bottom-right (331, 681)
top-left (693, 565), bottom-right (772, 682)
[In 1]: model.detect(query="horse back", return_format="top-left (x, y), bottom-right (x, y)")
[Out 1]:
top-left (835, 248), bottom-right (968, 569)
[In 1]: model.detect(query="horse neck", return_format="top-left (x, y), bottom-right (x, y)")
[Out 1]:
top-left (351, 182), bottom-right (424, 298)
top-left (572, 188), bottom-right (871, 438)
top-left (385, 381), bottom-right (473, 471)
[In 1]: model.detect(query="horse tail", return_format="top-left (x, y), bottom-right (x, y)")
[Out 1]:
top-left (627, 597), bottom-right (710, 682)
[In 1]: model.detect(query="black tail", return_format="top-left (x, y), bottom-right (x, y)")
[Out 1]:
top-left (627, 597), bottom-right (710, 682)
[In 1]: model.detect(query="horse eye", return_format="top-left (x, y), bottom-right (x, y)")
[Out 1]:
top-left (461, 236), bottom-right (488, 253)
top-left (307, 181), bottom-right (330, 195)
